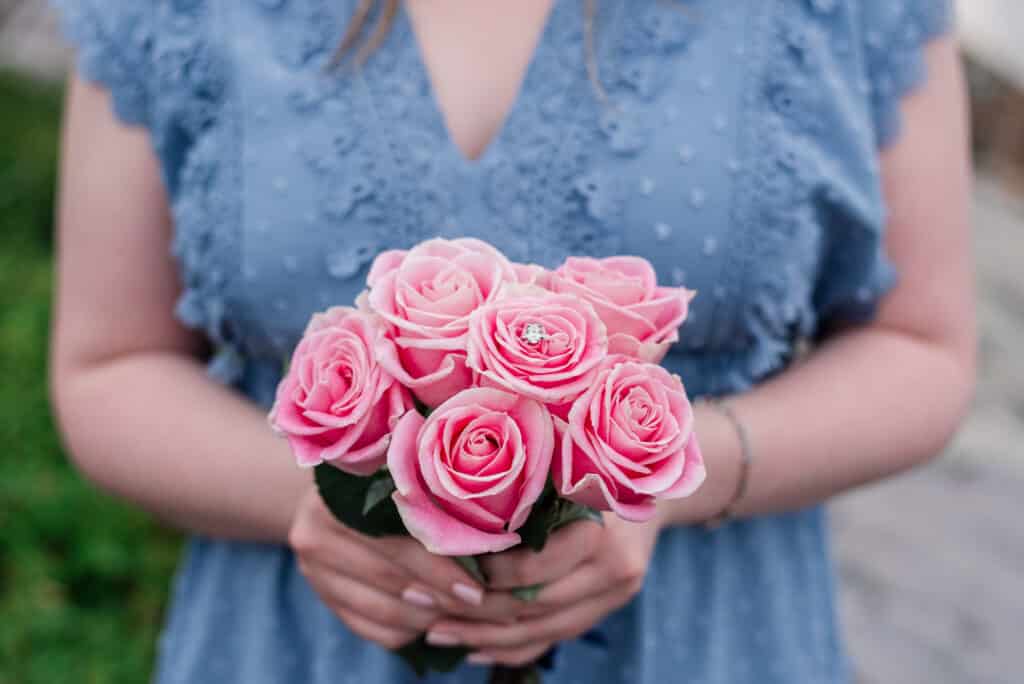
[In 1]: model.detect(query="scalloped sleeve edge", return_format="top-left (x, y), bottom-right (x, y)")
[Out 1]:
top-left (50, 0), bottom-right (152, 128)
top-left (870, 1), bottom-right (955, 148)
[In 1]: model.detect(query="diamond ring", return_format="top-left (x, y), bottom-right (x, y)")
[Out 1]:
top-left (520, 323), bottom-right (548, 345)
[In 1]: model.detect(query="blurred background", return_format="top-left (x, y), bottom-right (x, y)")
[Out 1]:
top-left (0, 1), bottom-right (1020, 682)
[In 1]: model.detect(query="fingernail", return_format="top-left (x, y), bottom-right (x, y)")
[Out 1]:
top-left (401, 587), bottom-right (435, 609)
top-left (468, 653), bottom-right (495, 666)
top-left (426, 630), bottom-right (461, 647)
top-left (452, 582), bottom-right (484, 606)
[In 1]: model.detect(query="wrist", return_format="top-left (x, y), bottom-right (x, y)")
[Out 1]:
top-left (697, 399), bottom-right (751, 526)
top-left (650, 501), bottom-right (670, 533)
top-left (658, 402), bottom-right (746, 528)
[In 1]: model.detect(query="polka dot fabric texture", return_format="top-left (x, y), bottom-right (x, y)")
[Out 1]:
top-left (53, 0), bottom-right (952, 682)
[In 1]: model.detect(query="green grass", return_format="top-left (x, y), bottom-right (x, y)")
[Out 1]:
top-left (0, 71), bottom-right (181, 684)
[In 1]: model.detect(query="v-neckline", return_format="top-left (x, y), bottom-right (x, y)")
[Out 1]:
top-left (400, 1), bottom-right (561, 168)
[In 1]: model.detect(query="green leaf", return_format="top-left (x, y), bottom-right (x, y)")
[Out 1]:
top-left (413, 396), bottom-right (433, 418)
top-left (510, 584), bottom-right (544, 602)
top-left (314, 465), bottom-right (407, 537)
top-left (453, 555), bottom-right (488, 584)
top-left (515, 481), bottom-right (559, 552)
top-left (396, 636), bottom-right (469, 676)
top-left (362, 474), bottom-right (397, 516)
top-left (515, 480), bottom-right (604, 553)
top-left (549, 500), bottom-right (604, 533)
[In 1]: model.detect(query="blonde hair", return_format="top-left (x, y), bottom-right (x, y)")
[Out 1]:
top-left (330, 0), bottom-right (605, 99)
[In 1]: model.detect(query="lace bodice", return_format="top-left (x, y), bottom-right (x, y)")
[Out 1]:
top-left (54, 0), bottom-right (950, 404)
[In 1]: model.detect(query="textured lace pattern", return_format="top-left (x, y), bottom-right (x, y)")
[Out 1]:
top-left (271, 0), bottom-right (665, 269)
top-left (54, 0), bottom-right (951, 400)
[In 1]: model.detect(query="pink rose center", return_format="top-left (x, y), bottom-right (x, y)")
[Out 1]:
top-left (325, 362), bottom-right (358, 411)
top-left (617, 386), bottom-right (663, 441)
top-left (296, 339), bottom-right (367, 415)
top-left (464, 429), bottom-right (501, 459)
top-left (420, 269), bottom-right (475, 302)
top-left (446, 416), bottom-right (518, 481)
top-left (395, 262), bottom-right (484, 320)
top-left (517, 321), bottom-right (571, 357)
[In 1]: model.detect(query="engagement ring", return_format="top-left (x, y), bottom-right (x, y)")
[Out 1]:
top-left (521, 323), bottom-right (548, 345)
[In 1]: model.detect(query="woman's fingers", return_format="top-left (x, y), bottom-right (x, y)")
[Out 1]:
top-left (479, 520), bottom-right (603, 590)
top-left (294, 525), bottom-right (414, 598)
top-left (302, 557), bottom-right (440, 634)
top-left (375, 535), bottom-right (523, 622)
top-left (512, 562), bottom-right (609, 618)
top-left (395, 579), bottom-right (526, 625)
top-left (294, 499), bottom-right (523, 622)
top-left (430, 583), bottom-right (633, 651)
top-left (333, 605), bottom-right (421, 652)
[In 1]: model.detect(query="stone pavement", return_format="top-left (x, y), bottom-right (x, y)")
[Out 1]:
top-left (832, 178), bottom-right (1024, 684)
top-left (0, 1), bottom-right (69, 79)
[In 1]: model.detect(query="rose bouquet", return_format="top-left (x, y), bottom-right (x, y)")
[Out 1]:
top-left (269, 238), bottom-right (706, 679)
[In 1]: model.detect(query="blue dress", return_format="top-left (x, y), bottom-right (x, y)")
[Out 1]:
top-left (53, 1), bottom-right (952, 681)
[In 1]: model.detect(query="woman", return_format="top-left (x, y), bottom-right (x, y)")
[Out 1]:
top-left (48, 0), bottom-right (975, 682)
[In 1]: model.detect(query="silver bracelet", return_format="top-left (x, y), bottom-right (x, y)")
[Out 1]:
top-left (700, 399), bottom-right (753, 530)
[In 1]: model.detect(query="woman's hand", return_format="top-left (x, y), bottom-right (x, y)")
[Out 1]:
top-left (289, 487), bottom-right (524, 650)
top-left (425, 513), bottom-right (664, 666)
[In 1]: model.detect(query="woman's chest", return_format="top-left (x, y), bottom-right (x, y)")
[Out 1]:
top-left (160, 0), bottom-right (878, 391)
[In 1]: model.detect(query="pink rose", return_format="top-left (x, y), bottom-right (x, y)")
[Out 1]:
top-left (387, 388), bottom-right (554, 555)
top-left (553, 360), bottom-right (706, 522)
top-left (269, 307), bottom-right (414, 475)
top-left (549, 256), bottom-right (695, 363)
top-left (466, 293), bottom-right (608, 405)
top-left (366, 238), bottom-right (518, 408)
top-left (512, 263), bottom-right (551, 289)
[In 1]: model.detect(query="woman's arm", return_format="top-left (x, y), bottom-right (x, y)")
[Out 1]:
top-left (49, 75), bottom-right (309, 542)
top-left (664, 36), bottom-right (976, 525)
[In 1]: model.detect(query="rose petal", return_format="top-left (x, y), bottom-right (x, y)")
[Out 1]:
top-left (388, 412), bottom-right (521, 555)
top-left (657, 434), bottom-right (707, 499)
top-left (375, 336), bottom-right (473, 408)
top-left (553, 426), bottom-right (657, 522)
top-left (367, 249), bottom-right (408, 288)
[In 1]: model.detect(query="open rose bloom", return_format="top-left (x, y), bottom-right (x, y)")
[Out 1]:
top-left (271, 239), bottom-right (705, 556)
top-left (367, 238), bottom-right (518, 408)
top-left (269, 307), bottom-right (414, 475)
top-left (549, 256), bottom-right (695, 363)
top-left (553, 360), bottom-right (706, 522)
top-left (466, 293), bottom-right (608, 405)
top-left (387, 389), bottom-right (553, 555)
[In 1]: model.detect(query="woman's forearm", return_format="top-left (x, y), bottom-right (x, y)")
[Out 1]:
top-left (661, 324), bottom-right (975, 527)
top-left (52, 351), bottom-right (309, 543)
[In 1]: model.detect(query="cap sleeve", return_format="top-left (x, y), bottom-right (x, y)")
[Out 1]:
top-left (810, 0), bottom-right (953, 331)
top-left (863, 0), bottom-right (954, 147)
top-left (51, 0), bottom-right (153, 128)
